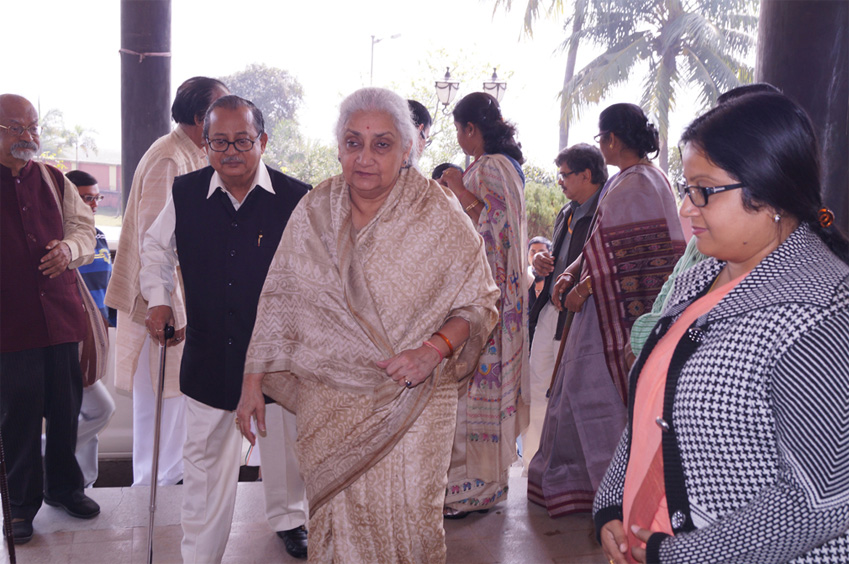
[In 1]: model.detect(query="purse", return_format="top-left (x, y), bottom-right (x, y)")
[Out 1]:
top-left (37, 162), bottom-right (109, 387)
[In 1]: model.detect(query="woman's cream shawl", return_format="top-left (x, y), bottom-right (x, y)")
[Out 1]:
top-left (244, 166), bottom-right (499, 511)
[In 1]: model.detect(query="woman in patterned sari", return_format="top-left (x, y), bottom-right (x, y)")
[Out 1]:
top-left (438, 92), bottom-right (529, 518)
top-left (528, 103), bottom-right (685, 517)
top-left (236, 88), bottom-right (499, 563)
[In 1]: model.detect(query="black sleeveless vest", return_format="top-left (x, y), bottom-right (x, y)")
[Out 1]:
top-left (172, 165), bottom-right (309, 410)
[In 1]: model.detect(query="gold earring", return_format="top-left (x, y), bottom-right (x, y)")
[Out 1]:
top-left (773, 214), bottom-right (781, 223)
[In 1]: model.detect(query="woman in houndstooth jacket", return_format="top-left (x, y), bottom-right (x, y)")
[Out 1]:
top-left (593, 91), bottom-right (849, 564)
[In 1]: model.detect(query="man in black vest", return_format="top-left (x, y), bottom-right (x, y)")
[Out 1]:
top-left (140, 95), bottom-right (310, 562)
top-left (522, 143), bottom-right (607, 473)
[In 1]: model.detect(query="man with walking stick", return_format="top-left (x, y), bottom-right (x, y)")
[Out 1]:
top-left (522, 144), bottom-right (606, 473)
top-left (141, 95), bottom-right (310, 563)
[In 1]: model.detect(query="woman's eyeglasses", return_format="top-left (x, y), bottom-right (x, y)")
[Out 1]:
top-left (676, 179), bottom-right (744, 207)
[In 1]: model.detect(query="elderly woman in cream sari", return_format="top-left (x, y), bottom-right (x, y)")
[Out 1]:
top-left (236, 87), bottom-right (499, 564)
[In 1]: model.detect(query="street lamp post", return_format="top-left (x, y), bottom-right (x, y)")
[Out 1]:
top-left (370, 34), bottom-right (401, 85)
top-left (482, 68), bottom-right (507, 102)
top-left (434, 67), bottom-right (461, 115)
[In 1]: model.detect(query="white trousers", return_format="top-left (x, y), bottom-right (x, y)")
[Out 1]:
top-left (523, 301), bottom-right (559, 473)
top-left (256, 403), bottom-right (308, 531)
top-left (76, 380), bottom-right (115, 487)
top-left (132, 336), bottom-right (186, 486)
top-left (181, 397), bottom-right (242, 564)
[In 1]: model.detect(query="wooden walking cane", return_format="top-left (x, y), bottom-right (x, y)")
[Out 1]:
top-left (545, 258), bottom-right (586, 398)
top-left (148, 324), bottom-right (175, 564)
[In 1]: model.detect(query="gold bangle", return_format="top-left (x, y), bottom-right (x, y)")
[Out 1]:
top-left (433, 331), bottom-right (455, 356)
top-left (464, 198), bottom-right (481, 213)
top-left (585, 278), bottom-right (593, 295)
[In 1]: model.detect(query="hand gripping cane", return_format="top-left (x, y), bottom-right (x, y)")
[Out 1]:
top-left (147, 324), bottom-right (174, 564)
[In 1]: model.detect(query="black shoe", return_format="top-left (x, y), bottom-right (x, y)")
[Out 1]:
top-left (44, 493), bottom-right (100, 519)
top-left (12, 518), bottom-right (33, 544)
top-left (276, 525), bottom-right (308, 559)
top-left (443, 507), bottom-right (490, 520)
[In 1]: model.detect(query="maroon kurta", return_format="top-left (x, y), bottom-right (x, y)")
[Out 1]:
top-left (1, 161), bottom-right (86, 353)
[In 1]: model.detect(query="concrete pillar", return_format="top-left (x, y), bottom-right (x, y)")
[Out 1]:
top-left (757, 0), bottom-right (849, 234)
top-left (120, 0), bottom-right (171, 212)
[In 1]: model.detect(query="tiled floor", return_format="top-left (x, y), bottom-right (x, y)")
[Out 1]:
top-left (12, 465), bottom-right (605, 563)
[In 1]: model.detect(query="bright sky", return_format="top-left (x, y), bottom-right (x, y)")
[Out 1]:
top-left (2, 0), bottom-right (698, 169)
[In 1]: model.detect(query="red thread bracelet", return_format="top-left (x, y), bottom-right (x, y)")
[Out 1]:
top-left (423, 340), bottom-right (444, 362)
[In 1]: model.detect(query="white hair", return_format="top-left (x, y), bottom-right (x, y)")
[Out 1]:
top-left (335, 87), bottom-right (418, 165)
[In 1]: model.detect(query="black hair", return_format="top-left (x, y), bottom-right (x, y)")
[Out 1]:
top-left (528, 236), bottom-right (551, 251)
top-left (598, 103), bottom-right (659, 160)
top-left (554, 143), bottom-right (608, 186)
top-left (452, 92), bottom-right (524, 164)
top-left (432, 162), bottom-right (463, 180)
top-left (171, 76), bottom-right (228, 126)
top-left (65, 170), bottom-right (97, 187)
top-left (408, 99), bottom-right (433, 129)
top-left (202, 95), bottom-right (265, 139)
top-left (680, 91), bottom-right (848, 264)
top-left (716, 82), bottom-right (780, 105)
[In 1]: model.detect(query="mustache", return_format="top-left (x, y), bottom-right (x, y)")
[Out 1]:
top-left (12, 141), bottom-right (39, 152)
top-left (10, 141), bottom-right (39, 160)
top-left (221, 156), bottom-right (245, 164)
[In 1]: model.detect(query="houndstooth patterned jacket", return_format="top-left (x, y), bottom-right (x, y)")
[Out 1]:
top-left (593, 224), bottom-right (849, 563)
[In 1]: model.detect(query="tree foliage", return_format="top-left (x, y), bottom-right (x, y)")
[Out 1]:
top-left (265, 119), bottom-right (340, 187)
top-left (219, 63), bottom-right (304, 131)
top-left (524, 165), bottom-right (566, 239)
top-left (38, 109), bottom-right (98, 164)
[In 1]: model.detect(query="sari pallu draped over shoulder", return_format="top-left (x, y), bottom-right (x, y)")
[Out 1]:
top-left (244, 166), bottom-right (499, 513)
top-left (584, 165), bottom-right (686, 403)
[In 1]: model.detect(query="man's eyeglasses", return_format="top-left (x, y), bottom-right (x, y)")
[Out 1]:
top-left (81, 195), bottom-right (105, 203)
top-left (676, 179), bottom-right (745, 207)
top-left (0, 123), bottom-right (42, 137)
top-left (206, 135), bottom-right (261, 152)
top-left (557, 170), bottom-right (578, 182)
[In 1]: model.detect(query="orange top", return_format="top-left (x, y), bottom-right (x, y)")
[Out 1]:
top-left (622, 272), bottom-right (746, 562)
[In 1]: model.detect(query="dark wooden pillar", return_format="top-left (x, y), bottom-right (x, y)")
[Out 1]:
top-left (120, 0), bottom-right (171, 211)
top-left (756, 0), bottom-right (849, 234)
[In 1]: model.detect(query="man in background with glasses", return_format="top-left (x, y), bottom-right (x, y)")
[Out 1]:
top-left (0, 94), bottom-right (97, 544)
top-left (523, 143), bottom-right (607, 475)
top-left (105, 77), bottom-right (229, 489)
top-left (140, 95), bottom-right (310, 563)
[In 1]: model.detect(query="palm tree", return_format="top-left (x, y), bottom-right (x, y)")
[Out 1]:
top-left (65, 124), bottom-right (98, 166)
top-left (497, 0), bottom-right (758, 170)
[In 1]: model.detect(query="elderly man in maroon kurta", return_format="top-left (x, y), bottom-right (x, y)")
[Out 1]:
top-left (0, 94), bottom-right (97, 545)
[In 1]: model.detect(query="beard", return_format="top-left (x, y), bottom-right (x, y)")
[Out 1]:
top-left (11, 140), bottom-right (39, 161)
